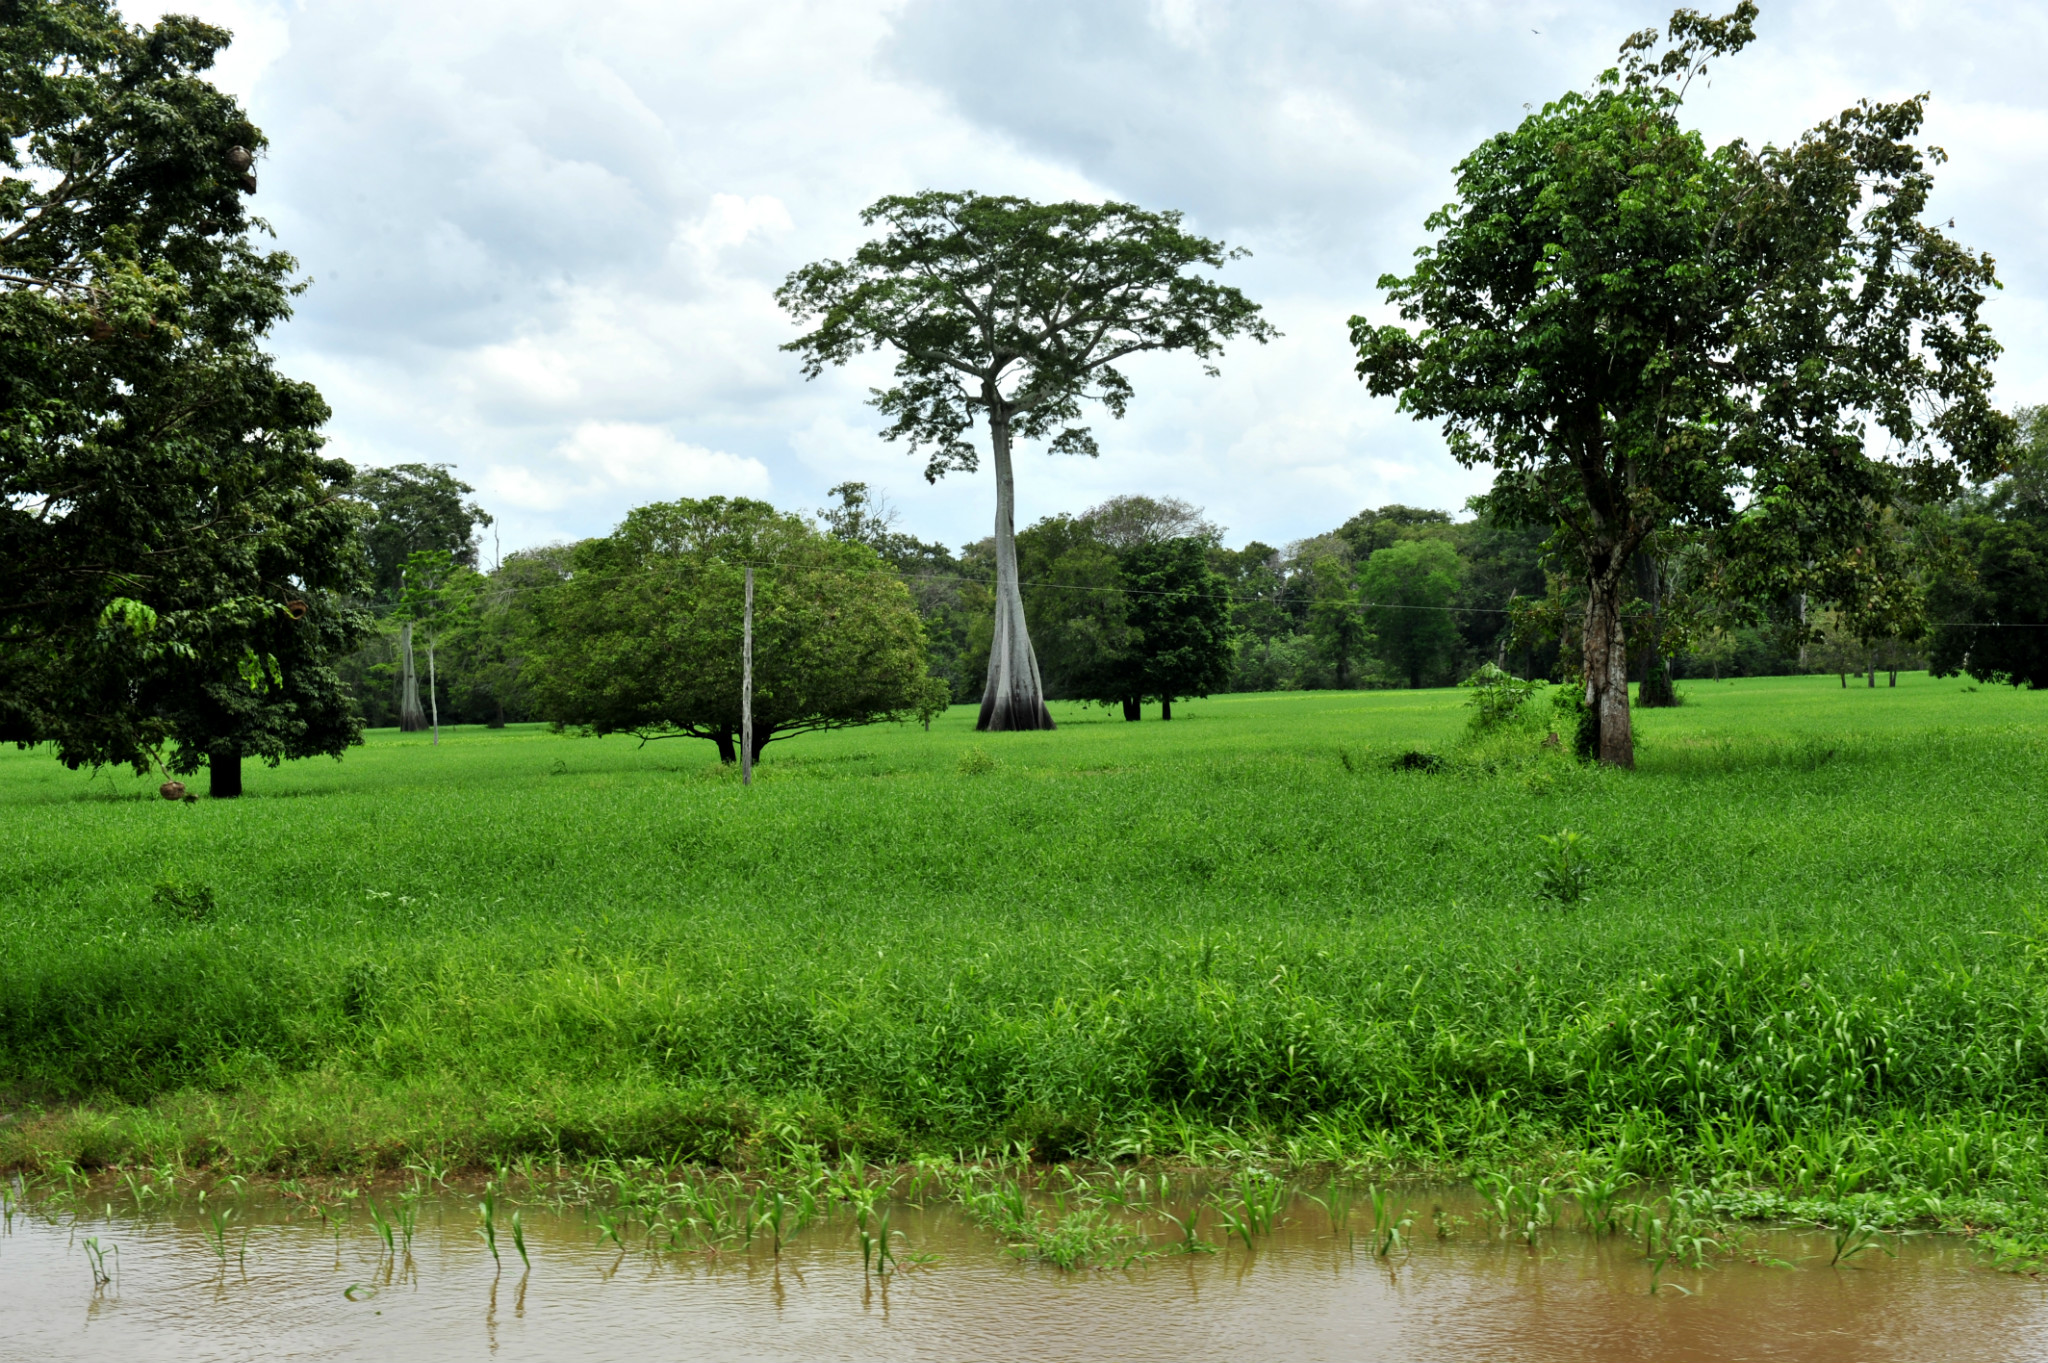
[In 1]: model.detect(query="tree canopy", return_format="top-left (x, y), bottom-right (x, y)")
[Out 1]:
top-left (0, 1), bottom-right (367, 786)
top-left (348, 463), bottom-right (493, 603)
top-left (778, 190), bottom-right (1273, 732)
top-left (1928, 406), bottom-right (2048, 689)
top-left (523, 497), bottom-right (934, 763)
top-left (1352, 2), bottom-right (2010, 765)
top-left (1116, 536), bottom-right (1233, 717)
top-left (1360, 539), bottom-right (1463, 689)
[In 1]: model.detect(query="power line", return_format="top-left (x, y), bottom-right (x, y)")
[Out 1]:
top-left (479, 550), bottom-right (2048, 628)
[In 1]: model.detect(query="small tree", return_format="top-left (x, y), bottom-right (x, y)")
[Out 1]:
top-left (524, 497), bottom-right (932, 763)
top-left (1359, 539), bottom-right (1463, 689)
top-left (778, 191), bottom-right (1274, 732)
top-left (1119, 537), bottom-right (1233, 719)
top-left (1353, 4), bottom-right (2009, 764)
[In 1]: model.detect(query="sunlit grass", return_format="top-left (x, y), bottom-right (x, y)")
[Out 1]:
top-left (4, 672), bottom-right (2047, 1236)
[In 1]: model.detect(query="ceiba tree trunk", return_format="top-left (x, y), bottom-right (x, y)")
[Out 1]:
top-left (1581, 544), bottom-right (1635, 768)
top-left (977, 405), bottom-right (1055, 732)
top-left (398, 622), bottom-right (427, 732)
top-left (1122, 697), bottom-right (1140, 722)
top-left (209, 747), bottom-right (243, 799)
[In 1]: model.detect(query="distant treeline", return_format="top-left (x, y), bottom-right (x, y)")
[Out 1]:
top-left (337, 464), bottom-right (2022, 730)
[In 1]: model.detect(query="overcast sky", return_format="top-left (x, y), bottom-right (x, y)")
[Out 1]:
top-left (143, 0), bottom-right (2048, 557)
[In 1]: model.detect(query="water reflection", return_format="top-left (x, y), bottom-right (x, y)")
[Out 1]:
top-left (4, 1181), bottom-right (2046, 1361)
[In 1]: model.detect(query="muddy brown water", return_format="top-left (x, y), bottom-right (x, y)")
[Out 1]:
top-left (4, 1184), bottom-right (2046, 1362)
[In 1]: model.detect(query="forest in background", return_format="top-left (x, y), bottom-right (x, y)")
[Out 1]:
top-left (331, 416), bottom-right (2048, 730)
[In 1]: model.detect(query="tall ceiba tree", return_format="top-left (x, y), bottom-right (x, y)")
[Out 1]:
top-left (1352, 3), bottom-right (2010, 766)
top-left (0, 3), bottom-right (367, 792)
top-left (524, 497), bottom-right (934, 764)
top-left (778, 191), bottom-right (1274, 732)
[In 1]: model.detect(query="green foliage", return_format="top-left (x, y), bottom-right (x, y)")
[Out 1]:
top-left (1533, 829), bottom-right (1594, 904)
top-left (1352, 5), bottom-right (2010, 762)
top-left (1360, 539), bottom-right (1463, 688)
top-left (0, 1), bottom-right (369, 774)
top-left (523, 496), bottom-right (933, 763)
top-left (347, 464), bottom-right (492, 604)
top-left (1305, 554), bottom-right (1371, 689)
top-left (1552, 683), bottom-right (1596, 759)
top-left (1116, 536), bottom-right (1234, 709)
top-left (1928, 406), bottom-right (2048, 690)
top-left (1460, 663), bottom-right (1542, 734)
top-left (778, 191), bottom-right (1275, 483)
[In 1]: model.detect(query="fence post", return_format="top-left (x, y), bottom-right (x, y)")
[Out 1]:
top-left (742, 566), bottom-right (754, 787)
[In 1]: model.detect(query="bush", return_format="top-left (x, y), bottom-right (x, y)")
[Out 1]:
top-left (1461, 663), bottom-right (1543, 734)
top-left (1552, 682), bottom-right (1596, 759)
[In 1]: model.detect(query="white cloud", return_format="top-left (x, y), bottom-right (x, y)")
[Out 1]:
top-left (115, 0), bottom-right (2048, 553)
top-left (484, 422), bottom-right (771, 516)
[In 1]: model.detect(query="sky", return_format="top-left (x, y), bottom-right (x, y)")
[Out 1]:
top-left (139, 0), bottom-right (2048, 558)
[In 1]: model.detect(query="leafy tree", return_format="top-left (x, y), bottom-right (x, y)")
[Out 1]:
top-left (1360, 538), bottom-right (1464, 689)
top-left (0, 3), bottom-right (368, 790)
top-left (348, 463), bottom-right (493, 603)
top-left (524, 497), bottom-right (933, 764)
top-left (1010, 512), bottom-right (1131, 705)
top-left (1353, 4), bottom-right (2009, 764)
top-left (1082, 494), bottom-right (1220, 551)
top-left (821, 481), bottom-right (982, 705)
top-left (1929, 407), bottom-right (2048, 689)
top-left (1118, 537), bottom-right (1233, 718)
top-left (1306, 552), bottom-right (1370, 689)
top-left (1335, 505), bottom-right (1452, 561)
top-left (778, 190), bottom-right (1274, 732)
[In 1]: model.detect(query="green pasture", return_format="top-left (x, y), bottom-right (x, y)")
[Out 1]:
top-left (5, 675), bottom-right (2048, 1232)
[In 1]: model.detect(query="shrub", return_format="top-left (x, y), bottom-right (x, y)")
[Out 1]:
top-left (1461, 663), bottom-right (1542, 733)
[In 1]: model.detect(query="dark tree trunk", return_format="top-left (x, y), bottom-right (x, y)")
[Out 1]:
top-left (976, 407), bottom-right (1055, 732)
top-left (1161, 696), bottom-right (1173, 721)
top-left (1839, 671), bottom-right (1847, 688)
top-left (489, 698), bottom-right (505, 729)
top-left (209, 749), bottom-right (243, 799)
top-left (1889, 668), bottom-right (1898, 687)
top-left (749, 724), bottom-right (773, 765)
top-left (1122, 697), bottom-right (1141, 722)
top-left (1582, 558), bottom-right (1634, 768)
top-left (713, 730), bottom-right (737, 764)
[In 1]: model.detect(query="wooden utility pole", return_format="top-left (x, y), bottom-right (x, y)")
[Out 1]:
top-left (741, 566), bottom-right (754, 787)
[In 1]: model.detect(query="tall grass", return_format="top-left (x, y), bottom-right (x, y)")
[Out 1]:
top-left (4, 676), bottom-right (2048, 1230)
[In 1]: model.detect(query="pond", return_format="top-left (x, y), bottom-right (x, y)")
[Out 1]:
top-left (5, 1177), bottom-right (2044, 1361)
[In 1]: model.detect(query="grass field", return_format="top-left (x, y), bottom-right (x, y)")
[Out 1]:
top-left (6, 674), bottom-right (2048, 1231)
